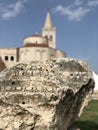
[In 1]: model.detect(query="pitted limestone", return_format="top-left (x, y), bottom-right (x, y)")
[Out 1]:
top-left (0, 58), bottom-right (94, 130)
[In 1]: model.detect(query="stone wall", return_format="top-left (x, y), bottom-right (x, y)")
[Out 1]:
top-left (0, 47), bottom-right (66, 69)
top-left (0, 48), bottom-right (17, 68)
top-left (91, 90), bottom-right (98, 100)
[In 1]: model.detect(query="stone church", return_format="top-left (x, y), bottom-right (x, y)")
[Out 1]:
top-left (0, 12), bottom-right (66, 70)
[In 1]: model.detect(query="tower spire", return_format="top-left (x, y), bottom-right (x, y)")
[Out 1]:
top-left (42, 11), bottom-right (56, 49)
top-left (44, 11), bottom-right (53, 29)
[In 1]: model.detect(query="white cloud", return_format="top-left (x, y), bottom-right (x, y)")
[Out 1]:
top-left (23, 0), bottom-right (28, 2)
top-left (74, 0), bottom-right (83, 6)
top-left (53, 0), bottom-right (98, 21)
top-left (54, 5), bottom-right (91, 21)
top-left (88, 0), bottom-right (98, 7)
top-left (0, 0), bottom-right (29, 19)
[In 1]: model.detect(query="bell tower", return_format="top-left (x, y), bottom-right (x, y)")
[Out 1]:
top-left (42, 11), bottom-right (56, 49)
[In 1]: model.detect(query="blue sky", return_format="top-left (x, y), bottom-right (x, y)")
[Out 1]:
top-left (0, 0), bottom-right (98, 72)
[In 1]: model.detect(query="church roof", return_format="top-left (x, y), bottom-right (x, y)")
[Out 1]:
top-left (23, 33), bottom-right (48, 47)
top-left (24, 43), bottom-right (49, 48)
top-left (33, 34), bottom-right (43, 37)
top-left (43, 12), bottom-right (53, 29)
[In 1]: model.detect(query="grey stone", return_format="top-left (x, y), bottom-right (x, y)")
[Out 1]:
top-left (0, 58), bottom-right (95, 130)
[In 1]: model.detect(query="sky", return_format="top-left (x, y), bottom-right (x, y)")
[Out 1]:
top-left (0, 0), bottom-right (98, 72)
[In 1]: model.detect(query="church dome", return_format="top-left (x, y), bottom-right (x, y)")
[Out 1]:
top-left (24, 34), bottom-right (48, 47)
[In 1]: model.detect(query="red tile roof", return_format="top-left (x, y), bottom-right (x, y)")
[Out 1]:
top-left (24, 43), bottom-right (49, 48)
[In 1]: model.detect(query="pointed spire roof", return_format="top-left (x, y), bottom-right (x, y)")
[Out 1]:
top-left (44, 11), bottom-right (53, 29)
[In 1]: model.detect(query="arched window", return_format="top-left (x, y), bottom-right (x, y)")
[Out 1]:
top-left (5, 56), bottom-right (8, 61)
top-left (42, 51), bottom-right (47, 60)
top-left (50, 35), bottom-right (53, 42)
top-left (10, 56), bottom-right (14, 61)
top-left (45, 35), bottom-right (48, 39)
top-left (36, 50), bottom-right (41, 61)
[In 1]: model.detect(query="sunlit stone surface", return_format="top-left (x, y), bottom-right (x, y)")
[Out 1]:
top-left (0, 58), bottom-right (94, 130)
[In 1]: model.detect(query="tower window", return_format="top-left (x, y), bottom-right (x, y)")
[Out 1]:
top-left (50, 35), bottom-right (53, 42)
top-left (11, 56), bottom-right (14, 61)
top-left (45, 35), bottom-right (48, 39)
top-left (5, 56), bottom-right (8, 61)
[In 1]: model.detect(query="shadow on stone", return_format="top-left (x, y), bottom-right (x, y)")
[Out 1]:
top-left (75, 121), bottom-right (98, 130)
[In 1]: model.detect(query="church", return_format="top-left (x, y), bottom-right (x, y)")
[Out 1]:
top-left (0, 12), bottom-right (66, 70)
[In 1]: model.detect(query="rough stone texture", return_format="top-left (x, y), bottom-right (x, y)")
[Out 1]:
top-left (0, 57), bottom-right (6, 72)
top-left (0, 58), bottom-right (95, 130)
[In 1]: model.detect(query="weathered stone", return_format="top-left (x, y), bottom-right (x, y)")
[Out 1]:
top-left (0, 58), bottom-right (95, 130)
top-left (0, 57), bottom-right (6, 72)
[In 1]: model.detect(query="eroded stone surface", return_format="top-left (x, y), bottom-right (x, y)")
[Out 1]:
top-left (0, 58), bottom-right (95, 130)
